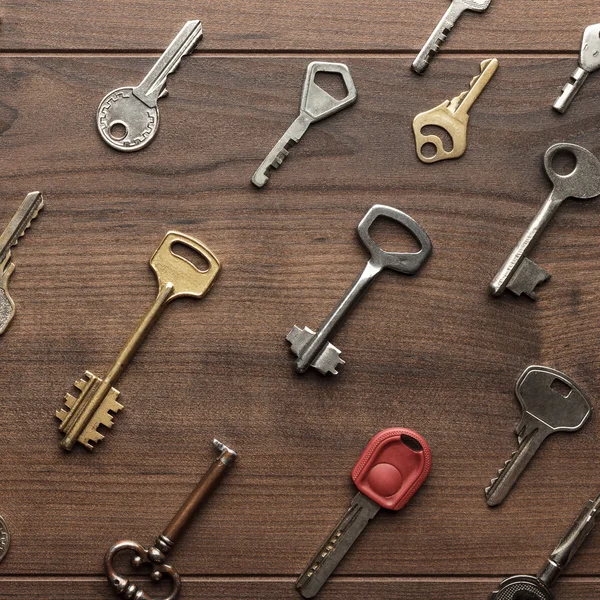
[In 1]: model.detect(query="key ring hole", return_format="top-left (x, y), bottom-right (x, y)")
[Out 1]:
top-left (550, 149), bottom-right (577, 177)
top-left (401, 434), bottom-right (423, 452)
top-left (314, 71), bottom-right (348, 101)
top-left (109, 121), bottom-right (128, 141)
top-left (420, 142), bottom-right (439, 160)
top-left (367, 216), bottom-right (422, 254)
top-left (171, 242), bottom-right (211, 273)
top-left (421, 125), bottom-right (454, 154)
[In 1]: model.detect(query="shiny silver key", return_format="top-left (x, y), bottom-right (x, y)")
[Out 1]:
top-left (554, 24), bottom-right (600, 114)
top-left (97, 20), bottom-right (202, 152)
top-left (412, 0), bottom-right (492, 74)
top-left (485, 366), bottom-right (592, 507)
top-left (0, 192), bottom-right (44, 335)
top-left (490, 143), bottom-right (600, 300)
top-left (287, 205), bottom-right (432, 375)
top-left (251, 62), bottom-right (357, 188)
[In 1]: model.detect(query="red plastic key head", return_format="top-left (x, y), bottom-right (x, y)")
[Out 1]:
top-left (351, 428), bottom-right (431, 511)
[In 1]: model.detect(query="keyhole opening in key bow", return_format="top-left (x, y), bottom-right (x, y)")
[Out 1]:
top-left (171, 242), bottom-right (211, 273)
top-left (367, 216), bottom-right (422, 254)
top-left (420, 125), bottom-right (454, 155)
top-left (313, 72), bottom-right (348, 101)
top-left (551, 149), bottom-right (577, 177)
top-left (109, 122), bottom-right (128, 141)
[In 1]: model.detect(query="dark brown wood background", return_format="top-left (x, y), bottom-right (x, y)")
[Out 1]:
top-left (1, 1), bottom-right (600, 598)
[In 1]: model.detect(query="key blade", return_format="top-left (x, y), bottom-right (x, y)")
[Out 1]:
top-left (452, 58), bottom-right (498, 116)
top-left (0, 192), bottom-right (44, 266)
top-left (296, 493), bottom-right (380, 598)
top-left (580, 23), bottom-right (600, 72)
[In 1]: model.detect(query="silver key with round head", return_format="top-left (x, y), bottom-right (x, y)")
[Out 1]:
top-left (485, 366), bottom-right (592, 507)
top-left (252, 62), bottom-right (357, 188)
top-left (412, 0), bottom-right (492, 74)
top-left (490, 493), bottom-right (600, 600)
top-left (97, 21), bottom-right (202, 152)
top-left (554, 24), bottom-right (600, 114)
top-left (490, 143), bottom-right (600, 300)
top-left (287, 205), bottom-right (432, 375)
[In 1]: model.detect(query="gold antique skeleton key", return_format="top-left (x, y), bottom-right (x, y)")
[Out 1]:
top-left (413, 58), bottom-right (498, 163)
top-left (56, 231), bottom-right (221, 451)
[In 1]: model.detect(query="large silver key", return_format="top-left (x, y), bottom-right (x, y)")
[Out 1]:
top-left (97, 21), bottom-right (202, 152)
top-left (0, 192), bottom-right (44, 335)
top-left (251, 62), bottom-right (357, 188)
top-left (490, 143), bottom-right (600, 300)
top-left (554, 24), bottom-right (600, 114)
top-left (287, 205), bottom-right (432, 376)
top-left (412, 0), bottom-right (492, 74)
top-left (485, 366), bottom-right (592, 507)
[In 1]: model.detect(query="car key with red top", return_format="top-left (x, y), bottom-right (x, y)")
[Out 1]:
top-left (296, 428), bottom-right (432, 598)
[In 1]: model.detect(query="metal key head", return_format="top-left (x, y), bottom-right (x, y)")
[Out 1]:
top-left (490, 575), bottom-right (553, 600)
top-left (352, 428), bottom-right (432, 510)
top-left (150, 231), bottom-right (221, 301)
top-left (300, 62), bottom-right (357, 123)
top-left (581, 24), bottom-right (600, 72)
top-left (357, 204), bottom-right (433, 274)
top-left (458, 0), bottom-right (492, 11)
top-left (544, 143), bottom-right (600, 202)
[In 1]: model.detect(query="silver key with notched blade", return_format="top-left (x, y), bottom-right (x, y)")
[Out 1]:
top-left (485, 366), bottom-right (592, 507)
top-left (97, 20), bottom-right (202, 152)
top-left (554, 23), bottom-right (600, 114)
top-left (252, 62), bottom-right (357, 188)
top-left (490, 143), bottom-right (600, 300)
top-left (412, 0), bottom-right (492, 74)
top-left (287, 205), bottom-right (432, 375)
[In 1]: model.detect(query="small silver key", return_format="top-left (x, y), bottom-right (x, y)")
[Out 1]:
top-left (485, 366), bottom-right (592, 507)
top-left (412, 0), bottom-right (492, 74)
top-left (554, 23), bottom-right (600, 114)
top-left (490, 143), bottom-right (600, 300)
top-left (251, 62), bottom-right (357, 188)
top-left (97, 20), bottom-right (202, 152)
top-left (287, 205), bottom-right (432, 375)
top-left (0, 192), bottom-right (44, 335)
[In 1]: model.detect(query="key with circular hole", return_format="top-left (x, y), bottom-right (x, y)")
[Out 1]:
top-left (287, 205), bottom-right (432, 375)
top-left (485, 366), bottom-right (592, 507)
top-left (105, 439), bottom-right (236, 600)
top-left (490, 143), bottom-right (600, 300)
top-left (56, 231), bottom-right (221, 451)
top-left (490, 492), bottom-right (600, 600)
top-left (296, 428), bottom-right (432, 599)
top-left (97, 21), bottom-right (202, 152)
top-left (251, 61), bottom-right (357, 188)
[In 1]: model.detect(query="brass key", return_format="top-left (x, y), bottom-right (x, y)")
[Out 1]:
top-left (56, 231), bottom-right (221, 451)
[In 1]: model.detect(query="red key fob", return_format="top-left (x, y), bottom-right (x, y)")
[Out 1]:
top-left (352, 428), bottom-right (432, 510)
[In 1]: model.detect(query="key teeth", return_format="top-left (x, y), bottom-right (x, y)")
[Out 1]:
top-left (507, 258), bottom-right (551, 300)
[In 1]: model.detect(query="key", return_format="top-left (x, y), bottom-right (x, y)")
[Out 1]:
top-left (0, 191), bottom-right (44, 335)
top-left (56, 231), bottom-right (221, 451)
top-left (412, 0), bottom-right (492, 74)
top-left (105, 439), bottom-right (236, 600)
top-left (0, 515), bottom-right (9, 564)
top-left (485, 366), bottom-right (591, 507)
top-left (554, 23), bottom-right (600, 114)
top-left (489, 492), bottom-right (600, 600)
top-left (490, 143), bottom-right (600, 299)
top-left (296, 428), bottom-right (431, 598)
top-left (97, 20), bottom-right (202, 152)
top-left (413, 58), bottom-right (498, 163)
top-left (251, 62), bottom-right (357, 188)
top-left (287, 205), bottom-right (432, 375)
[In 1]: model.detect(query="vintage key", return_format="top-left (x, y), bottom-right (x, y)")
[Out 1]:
top-left (413, 58), bottom-right (498, 163)
top-left (0, 514), bottom-right (9, 564)
top-left (485, 366), bottom-right (592, 507)
top-left (105, 439), bottom-right (236, 600)
top-left (56, 231), bottom-right (220, 451)
top-left (490, 143), bottom-right (600, 299)
top-left (412, 0), bottom-right (492, 74)
top-left (0, 191), bottom-right (44, 335)
top-left (296, 428), bottom-right (431, 598)
top-left (554, 24), bottom-right (600, 114)
top-left (97, 20), bottom-right (202, 152)
top-left (490, 492), bottom-right (600, 600)
top-left (287, 205), bottom-right (432, 375)
top-left (251, 62), bottom-right (357, 188)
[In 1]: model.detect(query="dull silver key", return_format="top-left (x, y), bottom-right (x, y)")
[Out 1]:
top-left (485, 366), bottom-right (592, 507)
top-left (554, 24), bottom-right (600, 114)
top-left (251, 62), bottom-right (357, 188)
top-left (97, 20), bottom-right (202, 152)
top-left (412, 0), bottom-right (492, 74)
top-left (287, 205), bottom-right (432, 375)
top-left (490, 143), bottom-right (600, 300)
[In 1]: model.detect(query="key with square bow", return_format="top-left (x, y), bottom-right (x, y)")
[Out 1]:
top-left (296, 428), bottom-right (431, 598)
top-left (490, 143), bottom-right (600, 299)
top-left (56, 231), bottom-right (221, 451)
top-left (485, 366), bottom-right (592, 507)
top-left (287, 205), bottom-right (432, 375)
top-left (489, 492), bottom-right (600, 600)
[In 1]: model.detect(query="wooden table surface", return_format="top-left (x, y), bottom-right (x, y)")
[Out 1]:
top-left (1, 1), bottom-right (600, 598)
